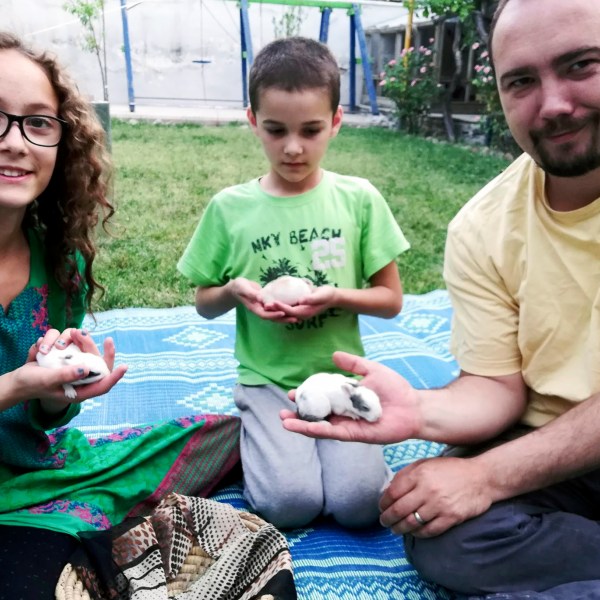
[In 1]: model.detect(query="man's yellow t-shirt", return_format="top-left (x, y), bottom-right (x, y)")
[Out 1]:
top-left (444, 153), bottom-right (600, 427)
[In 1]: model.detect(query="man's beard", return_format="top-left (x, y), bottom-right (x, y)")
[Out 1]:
top-left (530, 112), bottom-right (600, 177)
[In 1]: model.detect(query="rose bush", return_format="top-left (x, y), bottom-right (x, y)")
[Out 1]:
top-left (471, 43), bottom-right (519, 154)
top-left (379, 43), bottom-right (442, 134)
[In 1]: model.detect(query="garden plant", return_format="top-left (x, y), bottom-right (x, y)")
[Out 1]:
top-left (379, 43), bottom-right (442, 134)
top-left (471, 42), bottom-right (520, 154)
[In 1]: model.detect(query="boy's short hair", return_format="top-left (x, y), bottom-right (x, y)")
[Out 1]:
top-left (249, 36), bottom-right (341, 114)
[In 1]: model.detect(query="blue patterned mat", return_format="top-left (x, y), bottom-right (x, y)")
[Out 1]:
top-left (74, 289), bottom-right (459, 600)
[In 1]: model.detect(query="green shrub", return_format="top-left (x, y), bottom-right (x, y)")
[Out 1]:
top-left (378, 43), bottom-right (442, 134)
top-left (471, 43), bottom-right (520, 155)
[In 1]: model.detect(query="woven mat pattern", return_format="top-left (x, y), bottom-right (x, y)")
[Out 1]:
top-left (66, 290), bottom-right (458, 600)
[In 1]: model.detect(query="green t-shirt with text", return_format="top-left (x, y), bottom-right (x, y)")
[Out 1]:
top-left (178, 170), bottom-right (409, 389)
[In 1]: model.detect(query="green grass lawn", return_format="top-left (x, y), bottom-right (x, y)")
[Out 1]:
top-left (95, 119), bottom-right (510, 310)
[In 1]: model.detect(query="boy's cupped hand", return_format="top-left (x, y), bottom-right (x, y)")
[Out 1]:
top-left (232, 277), bottom-right (293, 322)
top-left (265, 285), bottom-right (335, 322)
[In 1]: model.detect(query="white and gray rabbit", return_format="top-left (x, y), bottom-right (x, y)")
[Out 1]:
top-left (36, 343), bottom-right (109, 399)
top-left (295, 372), bottom-right (382, 422)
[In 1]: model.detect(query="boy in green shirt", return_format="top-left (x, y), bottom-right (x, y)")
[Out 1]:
top-left (178, 37), bottom-right (409, 528)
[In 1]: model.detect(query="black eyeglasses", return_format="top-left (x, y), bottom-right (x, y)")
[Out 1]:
top-left (0, 109), bottom-right (66, 147)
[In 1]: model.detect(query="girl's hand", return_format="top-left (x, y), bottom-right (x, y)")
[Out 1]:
top-left (14, 329), bottom-right (127, 412)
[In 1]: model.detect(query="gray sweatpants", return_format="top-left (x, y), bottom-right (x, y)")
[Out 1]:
top-left (234, 383), bottom-right (392, 530)
top-left (405, 428), bottom-right (600, 596)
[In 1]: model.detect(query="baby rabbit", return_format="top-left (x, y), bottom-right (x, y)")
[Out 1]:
top-left (295, 373), bottom-right (382, 422)
top-left (259, 276), bottom-right (314, 306)
top-left (36, 343), bottom-right (110, 399)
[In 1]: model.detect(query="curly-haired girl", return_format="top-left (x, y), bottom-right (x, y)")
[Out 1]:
top-left (0, 31), bottom-right (127, 597)
top-left (0, 33), bottom-right (241, 600)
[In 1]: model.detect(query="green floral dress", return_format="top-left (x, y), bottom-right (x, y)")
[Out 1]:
top-left (0, 231), bottom-right (240, 538)
top-left (0, 230), bottom-right (81, 472)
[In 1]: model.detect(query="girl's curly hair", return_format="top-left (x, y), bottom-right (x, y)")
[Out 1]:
top-left (0, 31), bottom-right (115, 315)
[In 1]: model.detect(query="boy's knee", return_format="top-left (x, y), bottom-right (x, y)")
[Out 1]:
top-left (326, 493), bottom-right (382, 528)
top-left (257, 497), bottom-right (323, 529)
top-left (323, 465), bottom-right (388, 528)
top-left (246, 479), bottom-right (324, 529)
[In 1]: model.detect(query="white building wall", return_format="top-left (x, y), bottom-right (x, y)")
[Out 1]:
top-left (4, 0), bottom-right (409, 109)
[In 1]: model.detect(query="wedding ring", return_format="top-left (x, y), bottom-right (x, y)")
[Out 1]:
top-left (413, 510), bottom-right (427, 526)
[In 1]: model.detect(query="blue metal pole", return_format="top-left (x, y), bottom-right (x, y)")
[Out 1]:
top-left (120, 0), bottom-right (136, 112)
top-left (349, 8), bottom-right (356, 112)
top-left (352, 3), bottom-right (379, 115)
top-left (239, 0), bottom-right (254, 108)
top-left (319, 7), bottom-right (331, 42)
top-left (240, 7), bottom-right (248, 107)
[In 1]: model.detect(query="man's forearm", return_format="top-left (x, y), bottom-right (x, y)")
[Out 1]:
top-left (417, 371), bottom-right (527, 445)
top-left (473, 392), bottom-right (600, 503)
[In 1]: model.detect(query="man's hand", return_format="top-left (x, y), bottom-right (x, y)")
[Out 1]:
top-left (379, 455), bottom-right (493, 538)
top-left (280, 350), bottom-right (422, 444)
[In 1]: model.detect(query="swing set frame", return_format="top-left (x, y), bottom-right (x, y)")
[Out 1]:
top-left (119, 0), bottom-right (379, 114)
top-left (238, 0), bottom-right (379, 114)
